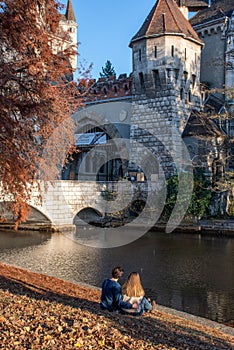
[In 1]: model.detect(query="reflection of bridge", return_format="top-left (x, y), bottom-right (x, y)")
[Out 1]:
top-left (1, 180), bottom-right (152, 231)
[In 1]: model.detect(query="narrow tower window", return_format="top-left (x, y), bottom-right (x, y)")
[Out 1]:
top-left (192, 74), bottom-right (196, 88)
top-left (180, 88), bottom-right (184, 100)
top-left (139, 49), bottom-right (142, 62)
top-left (185, 48), bottom-right (187, 60)
top-left (188, 90), bottom-right (192, 102)
top-left (139, 72), bottom-right (145, 92)
top-left (183, 71), bottom-right (188, 81)
top-left (154, 46), bottom-right (157, 58)
top-left (171, 45), bottom-right (174, 57)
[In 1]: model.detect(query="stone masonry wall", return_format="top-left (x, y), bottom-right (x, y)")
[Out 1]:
top-left (130, 34), bottom-right (202, 177)
top-left (8, 181), bottom-right (148, 229)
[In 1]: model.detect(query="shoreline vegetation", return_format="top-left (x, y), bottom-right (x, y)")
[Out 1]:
top-left (0, 262), bottom-right (233, 349)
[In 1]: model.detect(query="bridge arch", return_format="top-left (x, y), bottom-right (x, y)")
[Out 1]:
top-left (73, 207), bottom-right (102, 225)
top-left (129, 199), bottom-right (146, 217)
top-left (0, 201), bottom-right (52, 225)
top-left (25, 205), bottom-right (52, 224)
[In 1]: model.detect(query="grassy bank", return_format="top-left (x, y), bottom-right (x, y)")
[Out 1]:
top-left (0, 262), bottom-right (233, 349)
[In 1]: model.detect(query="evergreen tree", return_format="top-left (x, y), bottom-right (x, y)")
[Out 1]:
top-left (100, 60), bottom-right (116, 78)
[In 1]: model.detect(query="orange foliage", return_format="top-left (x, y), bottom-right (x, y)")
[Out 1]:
top-left (0, 0), bottom-right (85, 227)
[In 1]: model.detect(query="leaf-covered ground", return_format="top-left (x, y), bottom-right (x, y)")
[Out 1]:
top-left (0, 262), bottom-right (233, 349)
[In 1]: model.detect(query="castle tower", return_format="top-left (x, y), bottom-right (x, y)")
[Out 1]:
top-left (190, 0), bottom-right (234, 166)
top-left (225, 10), bottom-right (234, 107)
top-left (59, 0), bottom-right (78, 72)
top-left (190, 0), bottom-right (233, 105)
top-left (129, 0), bottom-right (204, 176)
top-left (176, 0), bottom-right (209, 19)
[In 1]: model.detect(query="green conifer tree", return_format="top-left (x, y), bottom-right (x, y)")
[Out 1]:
top-left (99, 60), bottom-right (116, 78)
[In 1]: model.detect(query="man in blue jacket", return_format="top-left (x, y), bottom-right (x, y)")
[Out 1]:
top-left (100, 266), bottom-right (138, 312)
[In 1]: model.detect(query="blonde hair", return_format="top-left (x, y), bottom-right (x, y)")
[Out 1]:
top-left (121, 272), bottom-right (145, 297)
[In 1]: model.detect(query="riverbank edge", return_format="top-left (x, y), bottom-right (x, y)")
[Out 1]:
top-left (1, 219), bottom-right (234, 236)
top-left (151, 221), bottom-right (234, 237)
top-left (0, 261), bottom-right (233, 338)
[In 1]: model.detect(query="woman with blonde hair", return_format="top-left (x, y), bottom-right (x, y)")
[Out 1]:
top-left (121, 272), bottom-right (156, 316)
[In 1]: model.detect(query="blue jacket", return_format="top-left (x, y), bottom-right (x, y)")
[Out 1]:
top-left (100, 279), bottom-right (133, 312)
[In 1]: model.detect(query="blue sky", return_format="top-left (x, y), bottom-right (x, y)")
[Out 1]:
top-left (61, 0), bottom-right (156, 79)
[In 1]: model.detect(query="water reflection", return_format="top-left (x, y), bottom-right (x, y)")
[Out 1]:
top-left (0, 228), bottom-right (233, 324)
top-left (0, 230), bottom-right (51, 250)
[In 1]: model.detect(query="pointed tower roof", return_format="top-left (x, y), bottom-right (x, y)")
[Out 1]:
top-left (176, 0), bottom-right (209, 12)
top-left (130, 0), bottom-right (203, 46)
top-left (182, 110), bottom-right (223, 138)
top-left (190, 0), bottom-right (233, 26)
top-left (65, 0), bottom-right (76, 22)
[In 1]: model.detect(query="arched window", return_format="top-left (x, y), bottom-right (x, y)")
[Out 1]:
top-left (183, 71), bottom-right (188, 81)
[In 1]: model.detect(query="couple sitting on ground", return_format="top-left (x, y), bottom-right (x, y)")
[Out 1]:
top-left (100, 266), bottom-right (156, 316)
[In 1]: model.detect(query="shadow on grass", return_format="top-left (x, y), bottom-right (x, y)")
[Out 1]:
top-left (0, 274), bottom-right (233, 350)
top-left (0, 274), bottom-right (100, 312)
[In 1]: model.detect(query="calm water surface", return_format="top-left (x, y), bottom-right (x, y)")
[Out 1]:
top-left (0, 228), bottom-right (233, 324)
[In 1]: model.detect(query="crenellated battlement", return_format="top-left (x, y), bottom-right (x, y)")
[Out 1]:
top-left (81, 74), bottom-right (133, 103)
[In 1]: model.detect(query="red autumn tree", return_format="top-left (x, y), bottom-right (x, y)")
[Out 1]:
top-left (0, 0), bottom-right (83, 227)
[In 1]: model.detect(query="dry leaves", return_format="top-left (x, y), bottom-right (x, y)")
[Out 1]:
top-left (0, 262), bottom-right (233, 349)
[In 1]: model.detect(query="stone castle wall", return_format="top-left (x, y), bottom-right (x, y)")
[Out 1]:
top-left (130, 34), bottom-right (202, 177)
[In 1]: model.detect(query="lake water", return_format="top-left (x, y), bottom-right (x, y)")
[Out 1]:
top-left (0, 228), bottom-right (233, 325)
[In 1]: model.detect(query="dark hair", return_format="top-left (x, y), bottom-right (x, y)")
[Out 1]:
top-left (112, 266), bottom-right (124, 279)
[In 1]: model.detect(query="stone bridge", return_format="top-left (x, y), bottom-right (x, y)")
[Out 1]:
top-left (1, 180), bottom-right (154, 231)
